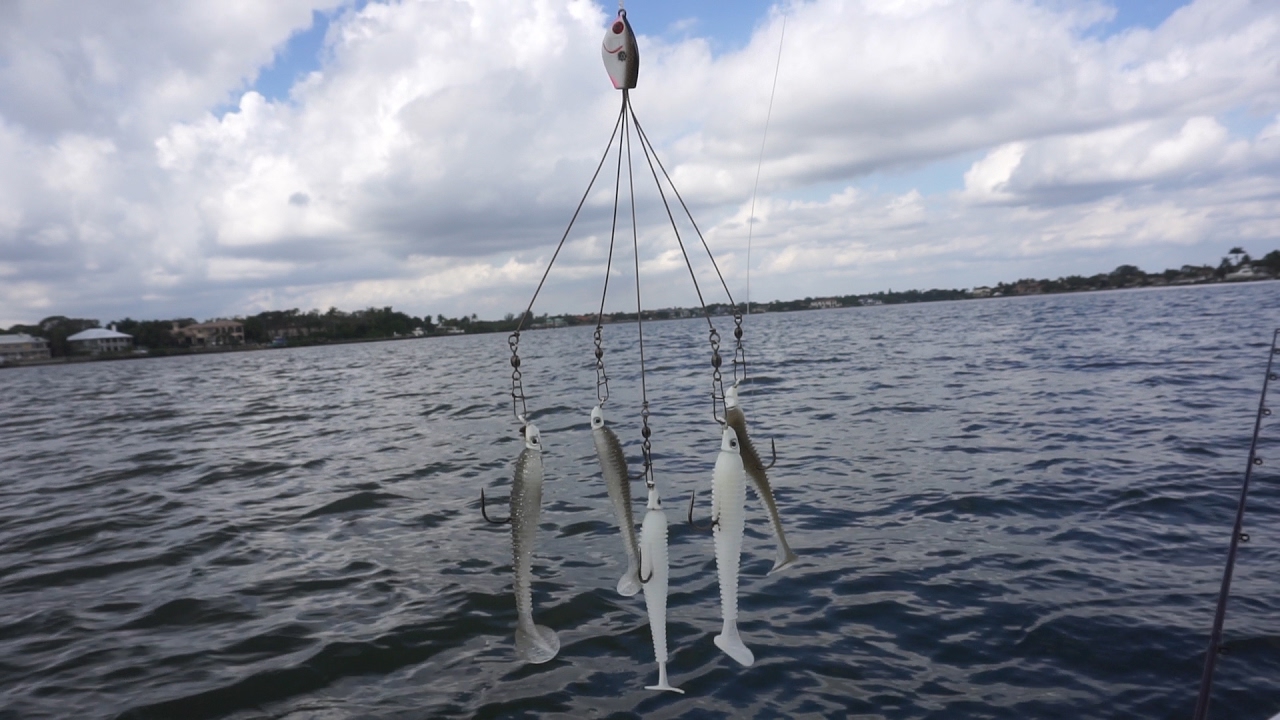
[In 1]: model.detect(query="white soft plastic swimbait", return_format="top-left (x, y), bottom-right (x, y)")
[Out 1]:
top-left (639, 485), bottom-right (683, 693)
top-left (590, 406), bottom-right (642, 596)
top-left (725, 385), bottom-right (798, 574)
top-left (711, 426), bottom-right (754, 666)
top-left (510, 424), bottom-right (559, 663)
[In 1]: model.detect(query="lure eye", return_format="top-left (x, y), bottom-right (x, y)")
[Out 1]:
top-left (612, 20), bottom-right (624, 34)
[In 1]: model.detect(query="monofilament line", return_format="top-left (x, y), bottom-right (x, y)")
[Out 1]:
top-left (746, 12), bottom-right (787, 316)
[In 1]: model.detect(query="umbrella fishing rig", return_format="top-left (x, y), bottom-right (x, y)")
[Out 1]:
top-left (478, 5), bottom-right (758, 681)
top-left (501, 4), bottom-right (751, 469)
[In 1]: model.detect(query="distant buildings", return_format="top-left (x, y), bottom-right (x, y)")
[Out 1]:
top-left (267, 326), bottom-right (313, 340)
top-left (1012, 279), bottom-right (1044, 295)
top-left (0, 333), bottom-right (51, 362)
top-left (67, 328), bottom-right (133, 355)
top-left (529, 316), bottom-right (568, 329)
top-left (1226, 266), bottom-right (1268, 282)
top-left (175, 320), bottom-right (245, 346)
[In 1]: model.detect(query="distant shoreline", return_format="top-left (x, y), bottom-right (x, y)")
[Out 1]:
top-left (4, 274), bottom-right (1275, 370)
top-left (0, 331), bottom-right (425, 369)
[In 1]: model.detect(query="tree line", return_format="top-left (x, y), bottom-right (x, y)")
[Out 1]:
top-left (983, 248), bottom-right (1280, 298)
top-left (6, 307), bottom-right (455, 357)
top-left (6, 248), bottom-right (1278, 356)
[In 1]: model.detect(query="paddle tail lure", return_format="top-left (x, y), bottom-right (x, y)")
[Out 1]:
top-left (712, 426), bottom-right (755, 666)
top-left (725, 385), bottom-right (798, 574)
top-left (640, 486), bottom-right (683, 693)
top-left (510, 424), bottom-right (560, 663)
top-left (590, 406), bottom-right (642, 596)
top-left (601, 8), bottom-right (639, 89)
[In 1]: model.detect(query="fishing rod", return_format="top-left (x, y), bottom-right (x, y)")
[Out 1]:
top-left (1192, 328), bottom-right (1279, 719)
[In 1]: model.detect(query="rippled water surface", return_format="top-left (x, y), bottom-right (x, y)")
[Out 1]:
top-left (3, 283), bottom-right (1280, 719)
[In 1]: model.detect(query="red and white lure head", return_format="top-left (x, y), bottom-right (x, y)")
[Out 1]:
top-left (601, 9), bottom-right (639, 89)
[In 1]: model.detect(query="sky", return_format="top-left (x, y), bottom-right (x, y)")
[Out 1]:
top-left (2, 0), bottom-right (1278, 327)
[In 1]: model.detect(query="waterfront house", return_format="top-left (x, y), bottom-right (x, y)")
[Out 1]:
top-left (530, 316), bottom-right (569, 329)
top-left (67, 328), bottom-right (133, 355)
top-left (1225, 265), bottom-right (1271, 282)
top-left (175, 320), bottom-right (245, 346)
top-left (0, 333), bottom-right (52, 363)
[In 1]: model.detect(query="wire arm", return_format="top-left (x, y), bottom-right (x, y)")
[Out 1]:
top-left (506, 98), bottom-right (627, 427)
top-left (592, 94), bottom-right (631, 407)
top-left (628, 106), bottom-right (739, 411)
top-left (621, 91), bottom-right (658, 490)
top-left (629, 112), bottom-right (737, 310)
top-left (514, 100), bottom-right (627, 335)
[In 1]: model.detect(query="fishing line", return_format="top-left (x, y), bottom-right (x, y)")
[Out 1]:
top-left (746, 12), bottom-right (787, 316)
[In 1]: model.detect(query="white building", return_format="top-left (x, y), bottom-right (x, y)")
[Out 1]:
top-left (67, 328), bottom-right (133, 355)
top-left (0, 333), bottom-right (51, 362)
top-left (1225, 266), bottom-right (1271, 282)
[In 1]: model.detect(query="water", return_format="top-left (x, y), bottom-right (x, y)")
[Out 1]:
top-left (2, 282), bottom-right (1279, 719)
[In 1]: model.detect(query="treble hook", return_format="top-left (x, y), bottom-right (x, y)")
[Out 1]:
top-left (687, 490), bottom-right (715, 532)
top-left (480, 488), bottom-right (510, 525)
top-left (763, 438), bottom-right (777, 470)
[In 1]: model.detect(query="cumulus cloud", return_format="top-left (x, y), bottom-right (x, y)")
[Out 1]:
top-left (963, 116), bottom-right (1255, 204)
top-left (2, 0), bottom-right (1280, 326)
